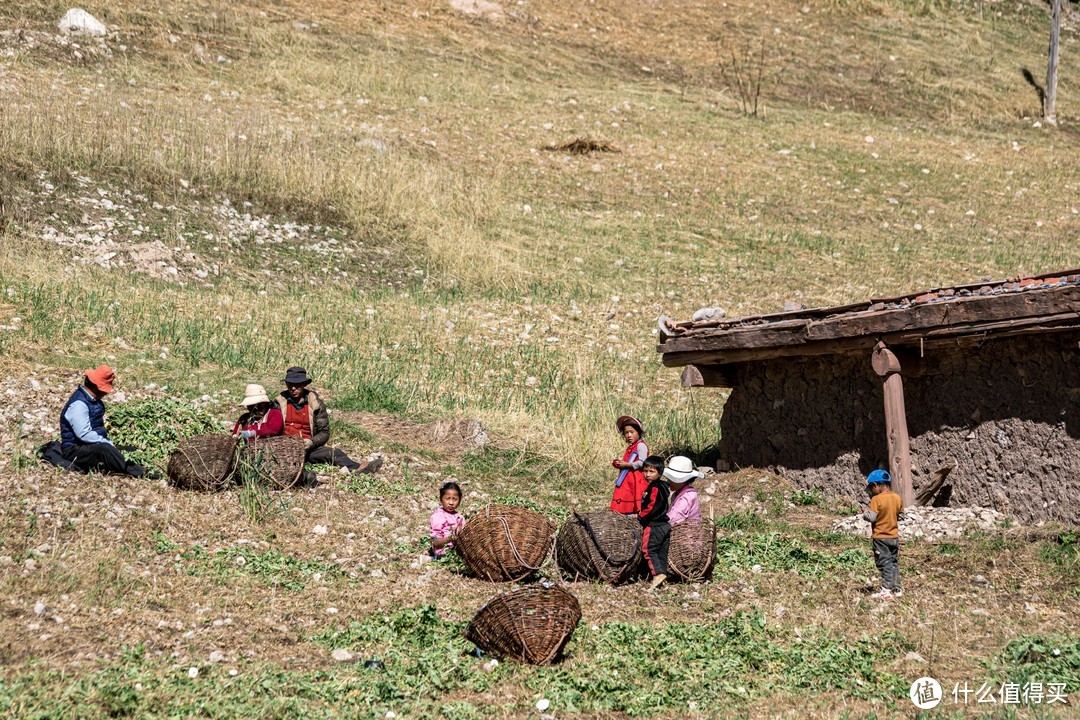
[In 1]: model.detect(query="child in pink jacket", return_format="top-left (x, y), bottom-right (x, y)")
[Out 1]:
top-left (429, 482), bottom-right (465, 559)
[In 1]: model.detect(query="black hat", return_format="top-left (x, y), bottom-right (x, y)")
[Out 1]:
top-left (282, 366), bottom-right (312, 385)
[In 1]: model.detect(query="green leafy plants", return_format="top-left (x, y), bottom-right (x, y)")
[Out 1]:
top-left (991, 634), bottom-right (1080, 691)
top-left (234, 446), bottom-right (293, 524)
top-left (107, 398), bottom-right (222, 468)
top-left (151, 531), bottom-right (178, 554)
top-left (753, 487), bottom-right (788, 515)
top-left (715, 510), bottom-right (767, 532)
top-left (459, 447), bottom-right (549, 479)
top-left (491, 494), bottom-right (569, 523)
top-left (714, 532), bottom-right (869, 578)
top-left (790, 489), bottom-right (825, 507)
top-left (176, 544), bottom-right (344, 591)
top-left (341, 470), bottom-right (419, 499)
top-left (337, 377), bottom-right (409, 414)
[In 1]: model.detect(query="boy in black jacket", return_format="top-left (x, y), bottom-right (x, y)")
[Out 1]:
top-left (638, 455), bottom-right (671, 590)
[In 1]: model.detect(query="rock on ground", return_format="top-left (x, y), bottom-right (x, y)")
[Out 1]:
top-left (449, 0), bottom-right (505, 21)
top-left (832, 505), bottom-right (1007, 542)
top-left (59, 9), bottom-right (107, 37)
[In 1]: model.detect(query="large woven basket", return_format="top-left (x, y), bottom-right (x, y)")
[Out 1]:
top-left (456, 505), bottom-right (556, 582)
top-left (237, 435), bottom-right (307, 490)
top-left (668, 520), bottom-right (718, 582)
top-left (166, 434), bottom-right (237, 492)
top-left (555, 510), bottom-right (642, 584)
top-left (465, 585), bottom-right (582, 665)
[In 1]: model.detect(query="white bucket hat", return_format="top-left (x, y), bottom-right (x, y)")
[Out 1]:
top-left (240, 383), bottom-right (271, 407)
top-left (663, 455), bottom-right (701, 484)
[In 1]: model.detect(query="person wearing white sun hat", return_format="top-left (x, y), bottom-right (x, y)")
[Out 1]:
top-left (642, 455), bottom-right (702, 591)
top-left (664, 455), bottom-right (702, 527)
top-left (231, 383), bottom-right (284, 440)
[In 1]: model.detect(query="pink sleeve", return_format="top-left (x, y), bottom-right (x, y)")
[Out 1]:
top-left (430, 511), bottom-right (448, 538)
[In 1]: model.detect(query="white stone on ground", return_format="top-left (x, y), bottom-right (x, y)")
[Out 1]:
top-left (59, 9), bottom-right (107, 37)
top-left (449, 0), bottom-right (505, 20)
top-left (832, 505), bottom-right (1007, 542)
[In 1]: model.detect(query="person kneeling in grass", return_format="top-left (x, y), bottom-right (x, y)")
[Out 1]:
top-left (276, 366), bottom-right (382, 474)
top-left (41, 364), bottom-right (158, 479)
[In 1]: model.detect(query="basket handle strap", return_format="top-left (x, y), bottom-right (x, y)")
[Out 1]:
top-left (498, 516), bottom-right (545, 572)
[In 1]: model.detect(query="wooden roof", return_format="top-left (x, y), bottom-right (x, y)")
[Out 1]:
top-left (659, 269), bottom-right (1080, 370)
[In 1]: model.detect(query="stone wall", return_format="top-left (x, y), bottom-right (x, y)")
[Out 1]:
top-left (717, 330), bottom-right (1080, 524)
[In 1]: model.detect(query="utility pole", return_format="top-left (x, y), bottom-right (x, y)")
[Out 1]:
top-left (1045, 0), bottom-right (1063, 125)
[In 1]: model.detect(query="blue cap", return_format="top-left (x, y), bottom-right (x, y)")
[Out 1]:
top-left (867, 469), bottom-right (892, 485)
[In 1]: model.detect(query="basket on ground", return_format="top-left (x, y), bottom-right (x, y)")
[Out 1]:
top-left (456, 505), bottom-right (556, 582)
top-left (668, 520), bottom-right (717, 582)
top-left (555, 510), bottom-right (642, 584)
top-left (237, 435), bottom-right (307, 490)
top-left (465, 585), bottom-right (582, 665)
top-left (166, 434), bottom-right (237, 492)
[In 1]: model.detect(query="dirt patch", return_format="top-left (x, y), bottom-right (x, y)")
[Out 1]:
top-left (338, 412), bottom-right (496, 456)
top-left (542, 137), bottom-right (620, 155)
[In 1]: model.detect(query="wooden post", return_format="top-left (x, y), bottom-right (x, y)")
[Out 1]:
top-left (1045, 0), bottom-right (1062, 125)
top-left (872, 341), bottom-right (915, 507)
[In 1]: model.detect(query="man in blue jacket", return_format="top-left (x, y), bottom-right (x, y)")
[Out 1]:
top-left (52, 365), bottom-right (155, 478)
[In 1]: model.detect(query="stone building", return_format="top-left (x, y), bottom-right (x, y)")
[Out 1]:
top-left (659, 271), bottom-right (1080, 525)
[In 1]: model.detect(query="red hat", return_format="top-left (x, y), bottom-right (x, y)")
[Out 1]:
top-left (85, 365), bottom-right (115, 394)
top-left (615, 415), bottom-right (643, 435)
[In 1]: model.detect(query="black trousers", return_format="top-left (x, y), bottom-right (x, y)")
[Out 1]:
top-left (60, 442), bottom-right (146, 477)
top-left (306, 445), bottom-right (360, 471)
top-left (872, 538), bottom-right (901, 591)
top-left (642, 522), bottom-right (671, 576)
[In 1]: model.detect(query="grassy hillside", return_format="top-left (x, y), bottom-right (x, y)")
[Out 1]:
top-left (1, 0), bottom-right (1078, 717)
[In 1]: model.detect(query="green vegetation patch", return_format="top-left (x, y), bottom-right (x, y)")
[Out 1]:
top-left (715, 532), bottom-right (870, 578)
top-left (989, 634), bottom-right (1080, 692)
top-left (491, 494), bottom-right (570, 524)
top-left (1039, 531), bottom-right (1079, 580)
top-left (312, 604), bottom-right (911, 716)
top-left (171, 544), bottom-right (346, 592)
top-left (336, 377), bottom-right (411, 414)
top-left (338, 470), bottom-right (419, 499)
top-left (458, 447), bottom-right (551, 479)
top-left (716, 510), bottom-right (768, 532)
top-left (107, 398), bottom-right (222, 468)
top-left (790, 489), bottom-right (826, 507)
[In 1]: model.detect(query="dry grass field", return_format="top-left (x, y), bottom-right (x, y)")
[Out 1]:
top-left (1, 0), bottom-right (1078, 718)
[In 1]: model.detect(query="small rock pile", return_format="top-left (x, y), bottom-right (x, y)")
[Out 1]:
top-left (833, 505), bottom-right (1007, 542)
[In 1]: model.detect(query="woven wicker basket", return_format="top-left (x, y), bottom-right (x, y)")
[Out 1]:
top-left (465, 584), bottom-right (582, 665)
top-left (237, 435), bottom-right (307, 490)
top-left (456, 505), bottom-right (556, 582)
top-left (555, 510), bottom-right (643, 584)
top-left (166, 434), bottom-right (237, 492)
top-left (667, 520), bottom-right (717, 583)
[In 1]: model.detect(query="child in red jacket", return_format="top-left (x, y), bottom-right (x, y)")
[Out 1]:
top-left (610, 415), bottom-right (648, 515)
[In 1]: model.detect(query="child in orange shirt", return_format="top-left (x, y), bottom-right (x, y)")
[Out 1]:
top-left (863, 469), bottom-right (904, 599)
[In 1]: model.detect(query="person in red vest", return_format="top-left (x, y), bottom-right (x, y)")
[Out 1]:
top-left (275, 366), bottom-right (382, 474)
top-left (610, 415), bottom-right (648, 515)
